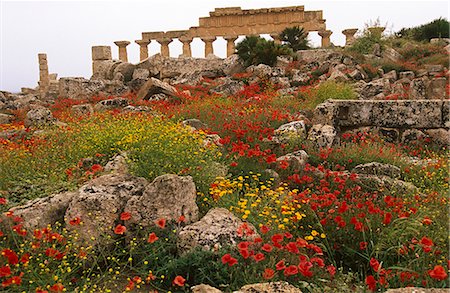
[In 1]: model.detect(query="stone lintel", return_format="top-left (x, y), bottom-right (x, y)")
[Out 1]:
top-left (92, 46), bottom-right (112, 61)
top-left (142, 31), bottom-right (165, 40)
top-left (165, 30), bottom-right (189, 39)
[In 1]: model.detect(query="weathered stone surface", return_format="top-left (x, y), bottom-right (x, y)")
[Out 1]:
top-left (276, 150), bottom-right (309, 171)
top-left (92, 46), bottom-right (112, 61)
top-left (132, 68), bottom-right (150, 80)
top-left (136, 77), bottom-right (178, 100)
top-left (328, 70), bottom-right (349, 82)
top-left (11, 192), bottom-right (77, 230)
top-left (352, 162), bottom-right (401, 178)
top-left (427, 77), bottom-right (447, 99)
top-left (357, 78), bottom-right (391, 100)
top-left (104, 153), bottom-right (129, 174)
top-left (399, 71), bottom-right (415, 80)
top-left (125, 174), bottom-right (198, 227)
top-left (401, 129), bottom-right (427, 144)
top-left (356, 175), bottom-right (419, 195)
top-left (24, 107), bottom-right (56, 128)
top-left (410, 78), bottom-right (428, 99)
top-left (65, 174), bottom-right (148, 243)
top-left (59, 77), bottom-right (104, 99)
top-left (307, 124), bottom-right (338, 148)
top-left (71, 104), bottom-right (94, 116)
top-left (247, 64), bottom-right (273, 79)
top-left (425, 129), bottom-right (450, 147)
top-left (385, 288), bottom-right (449, 293)
top-left (382, 47), bottom-right (402, 62)
top-left (192, 284), bottom-right (223, 293)
top-left (273, 121), bottom-right (306, 143)
top-left (211, 78), bottom-right (245, 96)
top-left (383, 70), bottom-right (397, 82)
top-left (235, 282), bottom-right (303, 293)
top-left (0, 113), bottom-right (14, 124)
top-left (178, 208), bottom-right (258, 253)
top-left (113, 62), bottom-right (135, 82)
top-left (92, 60), bottom-right (122, 80)
top-left (328, 100), bottom-right (444, 128)
top-left (182, 119), bottom-right (208, 130)
top-left (313, 100), bottom-right (339, 125)
top-left (296, 49), bottom-right (336, 63)
top-left (222, 54), bottom-right (245, 76)
top-left (94, 97), bottom-right (129, 111)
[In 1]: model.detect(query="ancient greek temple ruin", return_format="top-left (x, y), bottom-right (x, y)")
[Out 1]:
top-left (110, 5), bottom-right (360, 62)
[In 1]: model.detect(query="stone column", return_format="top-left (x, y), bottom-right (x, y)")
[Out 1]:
top-left (38, 53), bottom-right (49, 93)
top-left (135, 39), bottom-right (150, 61)
top-left (342, 29), bottom-right (358, 46)
top-left (114, 41), bottom-right (130, 62)
top-left (368, 27), bottom-right (385, 38)
top-left (318, 30), bottom-right (333, 48)
top-left (224, 36), bottom-right (238, 57)
top-left (179, 36), bottom-right (193, 57)
top-left (201, 37), bottom-right (216, 57)
top-left (157, 38), bottom-right (173, 57)
top-left (270, 33), bottom-right (282, 45)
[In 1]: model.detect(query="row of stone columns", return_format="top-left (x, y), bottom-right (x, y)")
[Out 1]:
top-left (113, 27), bottom-right (383, 62)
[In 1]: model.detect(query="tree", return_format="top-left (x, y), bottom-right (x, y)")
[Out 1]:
top-left (236, 36), bottom-right (293, 67)
top-left (279, 26), bottom-right (310, 51)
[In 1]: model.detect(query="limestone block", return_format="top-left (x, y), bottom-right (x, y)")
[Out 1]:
top-left (92, 46), bottom-right (112, 61)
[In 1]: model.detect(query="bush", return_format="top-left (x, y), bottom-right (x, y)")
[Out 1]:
top-left (279, 26), bottom-right (310, 51)
top-left (302, 81), bottom-right (356, 109)
top-left (236, 36), bottom-right (293, 67)
top-left (397, 18), bottom-right (450, 41)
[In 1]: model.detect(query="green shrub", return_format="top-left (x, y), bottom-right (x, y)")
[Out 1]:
top-left (236, 36), bottom-right (293, 67)
top-left (303, 81), bottom-right (356, 109)
top-left (397, 18), bottom-right (449, 41)
top-left (279, 26), bottom-right (310, 51)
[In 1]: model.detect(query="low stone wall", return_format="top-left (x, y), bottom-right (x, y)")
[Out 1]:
top-left (314, 99), bottom-right (449, 129)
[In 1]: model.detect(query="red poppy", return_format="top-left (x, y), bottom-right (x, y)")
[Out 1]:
top-left (221, 253), bottom-right (238, 266)
top-left (428, 265), bottom-right (448, 281)
top-left (298, 261), bottom-right (313, 277)
top-left (120, 212), bottom-right (131, 221)
top-left (1, 249), bottom-right (18, 265)
top-left (260, 225), bottom-right (270, 234)
top-left (178, 215), bottom-right (186, 223)
top-left (420, 236), bottom-right (433, 247)
top-left (230, 161), bottom-right (238, 167)
top-left (36, 288), bottom-right (49, 293)
top-left (173, 275), bottom-right (186, 286)
top-left (237, 241), bottom-right (250, 250)
top-left (239, 249), bottom-right (251, 259)
top-left (155, 218), bottom-right (166, 229)
top-left (1, 274), bottom-right (22, 287)
top-left (370, 258), bottom-right (381, 272)
top-left (422, 217), bottom-right (433, 225)
top-left (360, 241), bottom-right (368, 250)
top-left (365, 275), bottom-right (377, 291)
top-left (114, 224), bottom-right (126, 235)
top-left (147, 232), bottom-right (158, 243)
top-left (69, 217), bottom-right (81, 226)
top-left (275, 260), bottom-right (286, 271)
top-left (125, 280), bottom-right (135, 291)
top-left (261, 243), bottom-right (273, 252)
top-left (262, 268), bottom-right (275, 280)
top-left (20, 253), bottom-right (30, 264)
top-left (49, 283), bottom-right (65, 292)
top-left (327, 265), bottom-right (336, 277)
top-left (0, 198), bottom-right (7, 205)
top-left (91, 164), bottom-right (103, 173)
top-left (383, 213), bottom-right (392, 225)
top-left (253, 253), bottom-right (265, 262)
top-left (284, 265), bottom-right (298, 276)
top-left (0, 265), bottom-right (11, 277)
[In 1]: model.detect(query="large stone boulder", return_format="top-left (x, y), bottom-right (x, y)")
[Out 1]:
top-left (59, 77), bottom-right (128, 99)
top-left (0, 113), bottom-right (14, 124)
top-left (136, 77), bottom-right (178, 100)
top-left (10, 192), bottom-right (77, 230)
top-left (235, 282), bottom-right (303, 293)
top-left (276, 150), bottom-right (309, 171)
top-left (177, 208), bottom-right (258, 254)
top-left (94, 97), bottom-right (129, 111)
top-left (307, 124), bottom-right (338, 148)
top-left (124, 174), bottom-right (198, 227)
top-left (24, 107), bottom-right (56, 128)
top-left (352, 162), bottom-right (401, 178)
top-left (273, 121), bottom-right (307, 143)
top-left (65, 174), bottom-right (148, 243)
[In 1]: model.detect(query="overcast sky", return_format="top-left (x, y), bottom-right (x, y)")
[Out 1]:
top-left (0, 0), bottom-right (449, 92)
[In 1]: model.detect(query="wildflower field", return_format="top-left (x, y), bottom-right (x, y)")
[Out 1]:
top-left (0, 77), bottom-right (449, 292)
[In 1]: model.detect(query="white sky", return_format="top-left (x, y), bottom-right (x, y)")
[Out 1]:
top-left (0, 0), bottom-right (449, 92)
